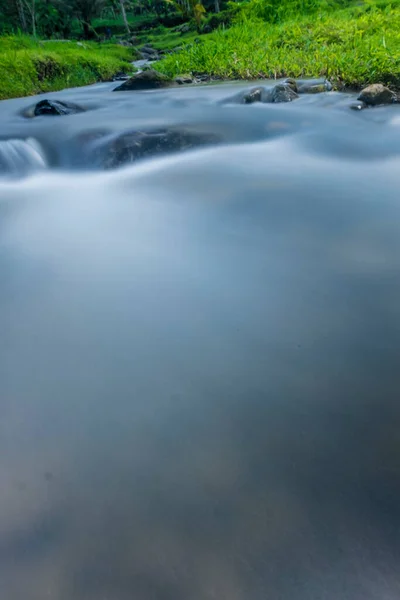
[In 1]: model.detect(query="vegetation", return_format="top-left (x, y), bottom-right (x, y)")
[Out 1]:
top-left (1, 0), bottom-right (400, 100)
top-left (156, 0), bottom-right (400, 89)
top-left (0, 36), bottom-right (135, 100)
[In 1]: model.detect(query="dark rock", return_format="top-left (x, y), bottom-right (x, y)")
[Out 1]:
top-left (270, 83), bottom-right (299, 103)
top-left (113, 70), bottom-right (175, 91)
top-left (113, 72), bottom-right (129, 81)
top-left (358, 83), bottom-right (396, 106)
top-left (23, 99), bottom-right (85, 118)
top-left (89, 128), bottom-right (222, 169)
top-left (242, 87), bottom-right (264, 104)
top-left (202, 25), bottom-right (212, 33)
top-left (297, 79), bottom-right (332, 93)
top-left (283, 78), bottom-right (298, 92)
top-left (175, 74), bottom-right (197, 85)
top-left (175, 23), bottom-right (191, 34)
top-left (140, 44), bottom-right (157, 54)
top-left (139, 51), bottom-right (153, 60)
top-left (349, 100), bottom-right (367, 111)
top-left (138, 45), bottom-right (159, 60)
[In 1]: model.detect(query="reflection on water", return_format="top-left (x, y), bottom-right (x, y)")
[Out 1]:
top-left (1, 83), bottom-right (400, 600)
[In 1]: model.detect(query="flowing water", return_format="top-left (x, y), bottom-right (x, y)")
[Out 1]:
top-left (1, 80), bottom-right (400, 600)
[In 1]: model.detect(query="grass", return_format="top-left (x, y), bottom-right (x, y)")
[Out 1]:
top-left (0, 35), bottom-right (136, 100)
top-left (136, 26), bottom-right (202, 51)
top-left (156, 0), bottom-right (400, 89)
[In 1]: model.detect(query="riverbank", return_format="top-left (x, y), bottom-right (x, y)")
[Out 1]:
top-left (156, 3), bottom-right (400, 91)
top-left (0, 36), bottom-right (136, 100)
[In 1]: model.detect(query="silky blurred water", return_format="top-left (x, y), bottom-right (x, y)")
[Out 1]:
top-left (1, 81), bottom-right (400, 600)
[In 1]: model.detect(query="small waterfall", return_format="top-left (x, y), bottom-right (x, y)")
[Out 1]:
top-left (0, 138), bottom-right (46, 175)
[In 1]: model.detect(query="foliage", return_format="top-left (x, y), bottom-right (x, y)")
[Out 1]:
top-left (165, 0), bottom-right (206, 30)
top-left (0, 35), bottom-right (135, 99)
top-left (156, 1), bottom-right (400, 88)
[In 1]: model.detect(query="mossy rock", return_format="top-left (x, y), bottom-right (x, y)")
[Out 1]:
top-left (113, 69), bottom-right (175, 91)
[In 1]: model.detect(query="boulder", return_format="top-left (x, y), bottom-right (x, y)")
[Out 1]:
top-left (88, 128), bottom-right (222, 169)
top-left (296, 79), bottom-right (332, 93)
top-left (175, 74), bottom-right (197, 85)
top-left (140, 44), bottom-right (157, 54)
top-left (357, 84), bottom-right (396, 106)
top-left (242, 87), bottom-right (264, 104)
top-left (22, 99), bottom-right (85, 118)
top-left (113, 70), bottom-right (175, 91)
top-left (283, 78), bottom-right (298, 92)
top-left (270, 83), bottom-right (299, 103)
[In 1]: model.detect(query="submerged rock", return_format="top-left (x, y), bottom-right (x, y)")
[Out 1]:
top-left (296, 79), bottom-right (333, 94)
top-left (242, 87), bottom-right (264, 104)
top-left (113, 69), bottom-right (175, 91)
top-left (88, 128), bottom-right (222, 169)
top-left (358, 84), bottom-right (396, 106)
top-left (23, 99), bottom-right (84, 118)
top-left (349, 100), bottom-right (367, 111)
top-left (270, 83), bottom-right (299, 103)
top-left (283, 78), bottom-right (298, 92)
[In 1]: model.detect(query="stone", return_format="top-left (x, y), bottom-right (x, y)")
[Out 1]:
top-left (22, 99), bottom-right (85, 118)
top-left (283, 78), bottom-right (298, 92)
top-left (242, 87), bottom-right (264, 104)
top-left (113, 72), bottom-right (129, 81)
top-left (297, 79), bottom-right (332, 93)
top-left (349, 100), bottom-right (367, 111)
top-left (140, 44), bottom-right (157, 54)
top-left (89, 128), bottom-right (222, 169)
top-left (175, 74), bottom-right (196, 85)
top-left (357, 84), bottom-right (396, 106)
top-left (270, 83), bottom-right (299, 103)
top-left (113, 70), bottom-right (175, 91)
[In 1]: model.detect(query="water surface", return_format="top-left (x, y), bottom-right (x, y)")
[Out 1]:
top-left (1, 81), bottom-right (400, 600)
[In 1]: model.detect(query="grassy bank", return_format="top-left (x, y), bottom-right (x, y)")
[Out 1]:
top-left (0, 36), bottom-right (136, 100)
top-left (156, 1), bottom-right (400, 89)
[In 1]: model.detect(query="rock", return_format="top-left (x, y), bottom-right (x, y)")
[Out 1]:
top-left (140, 44), bottom-right (157, 54)
top-left (113, 70), bottom-right (175, 91)
top-left (22, 99), bottom-right (85, 118)
top-left (242, 87), bottom-right (264, 104)
top-left (175, 74), bottom-right (197, 85)
top-left (175, 23), bottom-right (191, 34)
top-left (357, 83), bottom-right (396, 106)
top-left (113, 72), bottom-right (129, 81)
top-left (270, 83), bottom-right (299, 103)
top-left (349, 100), bottom-right (367, 111)
top-left (117, 40), bottom-right (132, 47)
top-left (296, 79), bottom-right (332, 93)
top-left (88, 128), bottom-right (222, 169)
top-left (283, 78), bottom-right (298, 92)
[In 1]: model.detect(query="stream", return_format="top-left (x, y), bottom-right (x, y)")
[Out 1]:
top-left (1, 80), bottom-right (400, 600)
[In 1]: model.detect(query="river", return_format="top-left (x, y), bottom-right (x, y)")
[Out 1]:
top-left (1, 80), bottom-right (400, 600)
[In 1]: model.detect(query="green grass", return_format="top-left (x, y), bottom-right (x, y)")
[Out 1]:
top-left (0, 35), bottom-right (136, 100)
top-left (136, 26), bottom-right (202, 51)
top-left (156, 1), bottom-right (400, 89)
top-left (93, 13), bottom-right (160, 35)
